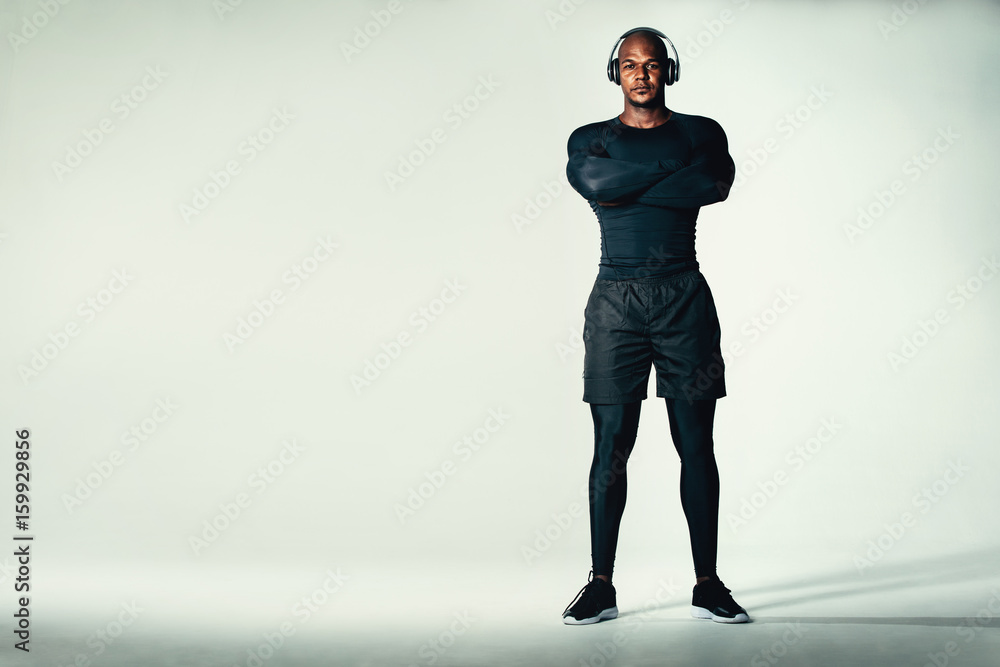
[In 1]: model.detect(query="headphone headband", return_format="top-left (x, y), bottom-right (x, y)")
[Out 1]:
top-left (606, 26), bottom-right (680, 86)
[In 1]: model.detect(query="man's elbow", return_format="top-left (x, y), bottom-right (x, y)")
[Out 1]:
top-left (566, 166), bottom-right (592, 199)
top-left (567, 173), bottom-right (605, 200)
top-left (715, 181), bottom-right (733, 201)
top-left (714, 163), bottom-right (735, 202)
top-left (570, 181), bottom-right (600, 200)
top-left (714, 179), bottom-right (732, 202)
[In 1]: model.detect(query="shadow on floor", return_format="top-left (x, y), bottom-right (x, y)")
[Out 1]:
top-left (617, 543), bottom-right (1000, 628)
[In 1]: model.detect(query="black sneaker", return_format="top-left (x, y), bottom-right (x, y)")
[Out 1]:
top-left (691, 575), bottom-right (749, 623)
top-left (562, 571), bottom-right (618, 625)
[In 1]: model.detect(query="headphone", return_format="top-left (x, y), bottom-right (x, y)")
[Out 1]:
top-left (606, 26), bottom-right (680, 86)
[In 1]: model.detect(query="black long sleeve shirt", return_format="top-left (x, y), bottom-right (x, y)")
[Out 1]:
top-left (566, 111), bottom-right (735, 280)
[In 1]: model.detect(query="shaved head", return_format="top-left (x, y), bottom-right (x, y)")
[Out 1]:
top-left (618, 30), bottom-right (668, 65)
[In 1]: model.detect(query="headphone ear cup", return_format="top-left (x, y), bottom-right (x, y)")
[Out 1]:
top-left (612, 58), bottom-right (621, 85)
top-left (665, 58), bottom-right (675, 86)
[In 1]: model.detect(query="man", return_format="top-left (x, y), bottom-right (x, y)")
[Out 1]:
top-left (560, 27), bottom-right (748, 625)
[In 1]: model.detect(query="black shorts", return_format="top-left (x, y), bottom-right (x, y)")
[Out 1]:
top-left (582, 270), bottom-right (726, 404)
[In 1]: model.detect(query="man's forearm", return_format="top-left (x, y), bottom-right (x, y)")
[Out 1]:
top-left (567, 155), bottom-right (686, 202)
top-left (632, 157), bottom-right (736, 208)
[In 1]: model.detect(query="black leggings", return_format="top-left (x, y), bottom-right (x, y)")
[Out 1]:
top-left (588, 398), bottom-right (720, 579)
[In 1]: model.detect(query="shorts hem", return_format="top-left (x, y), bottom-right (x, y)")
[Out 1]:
top-left (656, 387), bottom-right (727, 402)
top-left (582, 393), bottom-right (647, 404)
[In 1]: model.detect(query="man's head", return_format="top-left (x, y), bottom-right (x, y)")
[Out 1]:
top-left (615, 30), bottom-right (670, 108)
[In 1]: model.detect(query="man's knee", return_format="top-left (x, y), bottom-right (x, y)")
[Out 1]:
top-left (591, 401), bottom-right (641, 460)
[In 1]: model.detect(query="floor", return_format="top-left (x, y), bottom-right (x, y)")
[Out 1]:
top-left (8, 545), bottom-right (1000, 666)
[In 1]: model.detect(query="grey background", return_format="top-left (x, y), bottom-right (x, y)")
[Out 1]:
top-left (0, 0), bottom-right (998, 665)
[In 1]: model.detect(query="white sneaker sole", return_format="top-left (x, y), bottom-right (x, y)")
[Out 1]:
top-left (563, 606), bottom-right (619, 625)
top-left (691, 605), bottom-right (749, 623)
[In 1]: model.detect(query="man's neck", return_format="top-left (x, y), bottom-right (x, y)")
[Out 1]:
top-left (619, 105), bottom-right (672, 129)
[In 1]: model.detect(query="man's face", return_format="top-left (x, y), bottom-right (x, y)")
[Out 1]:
top-left (617, 37), bottom-right (666, 108)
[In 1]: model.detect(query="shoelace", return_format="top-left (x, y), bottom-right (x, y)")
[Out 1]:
top-left (562, 571), bottom-right (600, 617)
top-left (698, 576), bottom-right (729, 592)
top-left (700, 579), bottom-right (741, 609)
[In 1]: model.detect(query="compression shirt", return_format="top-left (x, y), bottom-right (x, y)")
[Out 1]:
top-left (566, 110), bottom-right (735, 280)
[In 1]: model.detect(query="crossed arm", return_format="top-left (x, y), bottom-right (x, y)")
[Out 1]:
top-left (565, 151), bottom-right (687, 203)
top-left (565, 119), bottom-right (736, 209)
